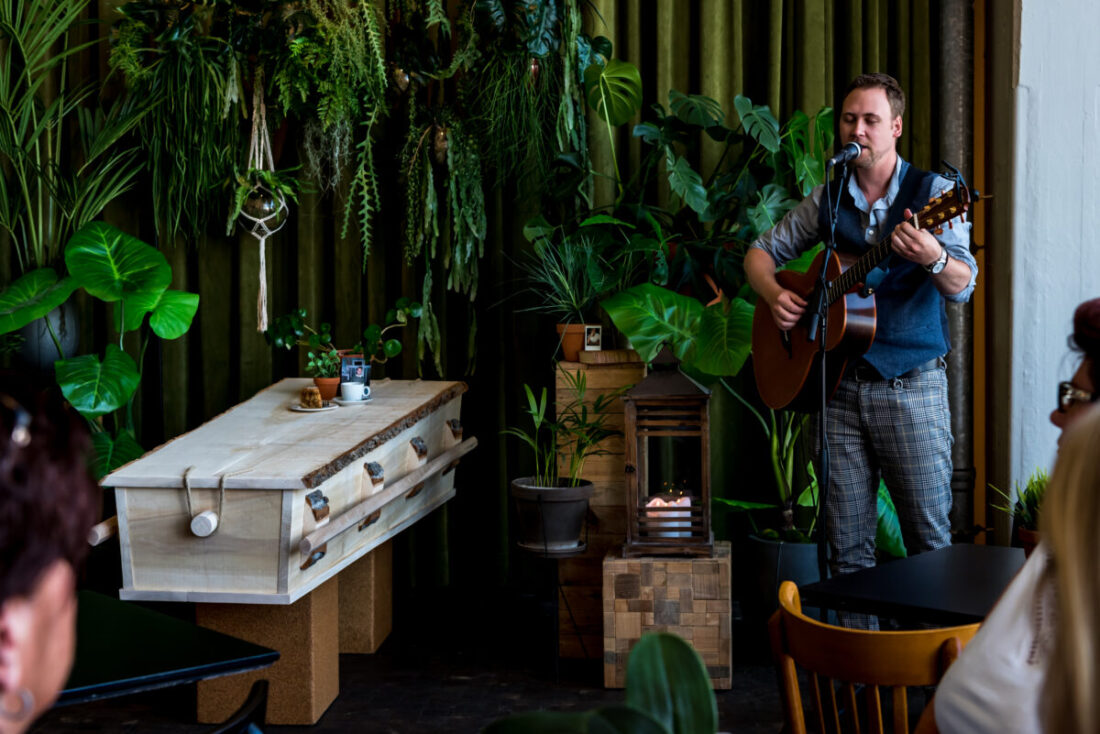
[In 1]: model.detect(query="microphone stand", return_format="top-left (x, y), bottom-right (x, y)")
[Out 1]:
top-left (812, 158), bottom-right (854, 585)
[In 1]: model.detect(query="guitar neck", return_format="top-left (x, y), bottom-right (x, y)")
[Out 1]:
top-left (825, 236), bottom-right (894, 305)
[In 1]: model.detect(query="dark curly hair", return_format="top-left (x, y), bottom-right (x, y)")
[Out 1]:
top-left (1072, 297), bottom-right (1100, 389)
top-left (0, 373), bottom-right (99, 605)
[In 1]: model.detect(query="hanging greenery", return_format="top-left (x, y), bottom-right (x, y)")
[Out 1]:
top-left (108, 0), bottom-right (245, 242)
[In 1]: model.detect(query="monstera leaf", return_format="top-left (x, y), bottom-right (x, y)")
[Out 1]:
top-left (601, 284), bottom-right (702, 363)
top-left (669, 90), bottom-right (725, 130)
top-left (626, 633), bottom-right (718, 734)
top-left (747, 184), bottom-right (798, 238)
top-left (584, 59), bottom-right (643, 126)
top-left (55, 344), bottom-right (140, 419)
top-left (91, 430), bottom-right (145, 479)
top-left (666, 154), bottom-right (709, 218)
top-left (733, 95), bottom-right (781, 153)
top-left (65, 222), bottom-right (170, 303)
top-left (0, 268), bottom-right (77, 334)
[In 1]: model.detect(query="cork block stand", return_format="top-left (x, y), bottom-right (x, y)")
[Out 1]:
top-left (603, 542), bottom-right (731, 689)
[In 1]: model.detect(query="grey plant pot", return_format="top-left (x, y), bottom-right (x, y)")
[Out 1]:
top-left (17, 299), bottom-right (80, 372)
top-left (510, 477), bottom-right (594, 557)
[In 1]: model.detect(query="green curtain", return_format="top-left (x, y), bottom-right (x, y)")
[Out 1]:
top-left (2, 0), bottom-right (954, 594)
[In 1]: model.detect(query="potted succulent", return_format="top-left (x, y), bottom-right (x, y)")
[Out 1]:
top-left (265, 300), bottom-right (422, 401)
top-left (990, 467), bottom-right (1049, 557)
top-left (502, 369), bottom-right (623, 555)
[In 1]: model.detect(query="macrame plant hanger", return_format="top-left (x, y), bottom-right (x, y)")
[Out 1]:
top-left (239, 70), bottom-right (288, 332)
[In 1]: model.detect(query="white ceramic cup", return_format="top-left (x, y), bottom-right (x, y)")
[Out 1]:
top-left (341, 382), bottom-right (366, 401)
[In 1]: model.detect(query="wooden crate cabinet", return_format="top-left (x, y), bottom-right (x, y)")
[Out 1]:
top-left (555, 359), bottom-right (643, 658)
top-left (103, 378), bottom-right (471, 725)
top-left (602, 542), bottom-right (732, 689)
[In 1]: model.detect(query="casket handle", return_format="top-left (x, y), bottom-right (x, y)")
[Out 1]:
top-left (88, 516), bottom-right (118, 546)
top-left (299, 437), bottom-right (478, 557)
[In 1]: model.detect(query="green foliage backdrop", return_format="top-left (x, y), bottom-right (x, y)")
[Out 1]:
top-left (0, 0), bottom-right (956, 593)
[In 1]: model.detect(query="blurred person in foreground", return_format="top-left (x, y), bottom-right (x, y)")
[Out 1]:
top-left (0, 376), bottom-right (99, 734)
top-left (930, 296), bottom-right (1100, 734)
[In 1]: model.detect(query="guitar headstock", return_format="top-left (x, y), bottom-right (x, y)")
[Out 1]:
top-left (915, 183), bottom-right (972, 234)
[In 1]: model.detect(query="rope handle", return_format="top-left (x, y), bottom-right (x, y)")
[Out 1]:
top-left (182, 465), bottom-right (231, 538)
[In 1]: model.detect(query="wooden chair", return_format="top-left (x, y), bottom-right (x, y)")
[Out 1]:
top-left (769, 581), bottom-right (978, 734)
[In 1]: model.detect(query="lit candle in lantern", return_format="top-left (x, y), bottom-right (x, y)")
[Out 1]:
top-left (645, 494), bottom-right (692, 537)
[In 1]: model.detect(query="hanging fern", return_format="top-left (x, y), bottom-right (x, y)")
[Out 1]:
top-left (445, 116), bottom-right (486, 300)
top-left (108, 2), bottom-right (244, 241)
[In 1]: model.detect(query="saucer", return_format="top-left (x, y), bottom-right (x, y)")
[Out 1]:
top-left (333, 396), bottom-right (373, 406)
top-left (289, 402), bottom-right (338, 413)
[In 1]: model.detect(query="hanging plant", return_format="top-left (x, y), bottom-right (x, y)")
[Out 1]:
top-left (108, 0), bottom-right (245, 242)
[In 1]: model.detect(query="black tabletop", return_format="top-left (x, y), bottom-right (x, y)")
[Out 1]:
top-left (800, 543), bottom-right (1027, 626)
top-left (58, 591), bottom-right (279, 706)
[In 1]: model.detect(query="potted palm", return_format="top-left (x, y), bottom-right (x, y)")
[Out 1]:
top-left (503, 369), bottom-right (623, 555)
top-left (990, 468), bottom-right (1048, 557)
top-left (515, 233), bottom-right (604, 362)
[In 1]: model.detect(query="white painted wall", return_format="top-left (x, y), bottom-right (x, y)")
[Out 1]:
top-left (1012, 0), bottom-right (1100, 483)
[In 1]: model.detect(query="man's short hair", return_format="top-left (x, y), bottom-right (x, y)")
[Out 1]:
top-left (845, 73), bottom-right (905, 120)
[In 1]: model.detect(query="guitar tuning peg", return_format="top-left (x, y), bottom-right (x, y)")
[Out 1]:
top-left (934, 227), bottom-right (944, 235)
top-left (948, 221), bottom-right (954, 229)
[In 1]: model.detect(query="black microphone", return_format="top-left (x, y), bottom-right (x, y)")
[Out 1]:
top-left (826, 142), bottom-right (864, 169)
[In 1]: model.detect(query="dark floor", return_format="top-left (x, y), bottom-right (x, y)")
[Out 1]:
top-left (31, 584), bottom-right (783, 734)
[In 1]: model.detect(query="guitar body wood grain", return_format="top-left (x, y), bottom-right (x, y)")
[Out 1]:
top-left (751, 249), bottom-right (877, 411)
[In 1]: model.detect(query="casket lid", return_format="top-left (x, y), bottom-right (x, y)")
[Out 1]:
top-left (102, 378), bottom-right (467, 490)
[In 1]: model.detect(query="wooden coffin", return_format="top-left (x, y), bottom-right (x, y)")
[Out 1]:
top-left (103, 378), bottom-right (471, 605)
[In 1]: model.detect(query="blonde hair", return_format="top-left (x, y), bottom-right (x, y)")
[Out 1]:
top-left (1040, 402), bottom-right (1100, 733)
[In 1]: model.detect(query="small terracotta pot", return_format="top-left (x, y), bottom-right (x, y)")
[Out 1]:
top-left (1017, 526), bottom-right (1040, 558)
top-left (556, 323), bottom-right (588, 362)
top-left (313, 376), bottom-right (340, 401)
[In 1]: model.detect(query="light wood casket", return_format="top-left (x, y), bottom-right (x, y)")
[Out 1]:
top-left (103, 378), bottom-right (470, 604)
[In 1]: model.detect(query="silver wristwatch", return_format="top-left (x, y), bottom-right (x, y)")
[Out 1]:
top-left (925, 245), bottom-right (949, 275)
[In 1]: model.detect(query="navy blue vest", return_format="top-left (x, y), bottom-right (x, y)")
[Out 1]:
top-left (816, 162), bottom-right (950, 379)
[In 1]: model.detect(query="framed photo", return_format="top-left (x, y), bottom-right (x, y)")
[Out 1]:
top-left (340, 355), bottom-right (369, 385)
top-left (584, 325), bottom-right (602, 351)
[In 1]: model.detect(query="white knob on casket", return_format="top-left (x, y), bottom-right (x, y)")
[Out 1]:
top-left (190, 510), bottom-right (219, 537)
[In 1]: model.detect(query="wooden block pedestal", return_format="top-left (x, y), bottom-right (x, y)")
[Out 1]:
top-left (602, 542), bottom-right (731, 689)
top-left (196, 541), bottom-right (394, 725)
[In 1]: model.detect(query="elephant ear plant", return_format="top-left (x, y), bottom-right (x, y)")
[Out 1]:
top-left (484, 632), bottom-right (718, 734)
top-left (0, 222), bottom-right (200, 478)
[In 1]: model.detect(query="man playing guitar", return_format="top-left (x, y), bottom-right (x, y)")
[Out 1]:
top-left (745, 73), bottom-right (977, 627)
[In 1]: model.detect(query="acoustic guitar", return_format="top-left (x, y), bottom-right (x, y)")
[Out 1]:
top-left (751, 184), bottom-right (973, 412)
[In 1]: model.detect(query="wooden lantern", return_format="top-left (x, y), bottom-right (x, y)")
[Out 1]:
top-left (622, 348), bottom-right (713, 557)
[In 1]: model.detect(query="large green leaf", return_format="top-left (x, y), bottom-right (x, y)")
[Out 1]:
top-left (584, 59), bottom-right (643, 126)
top-left (0, 268), bottom-right (77, 335)
top-left (668, 90), bottom-right (724, 129)
top-left (733, 95), bottom-right (781, 153)
top-left (692, 298), bottom-right (754, 377)
top-left (625, 633), bottom-right (718, 734)
top-left (665, 154), bottom-right (709, 217)
top-left (64, 222), bottom-right (171, 303)
top-left (600, 284), bottom-right (701, 363)
top-left (812, 106), bottom-right (835, 160)
top-left (747, 184), bottom-right (797, 238)
top-left (91, 430), bottom-right (145, 480)
top-left (148, 290), bottom-right (200, 340)
top-left (55, 344), bottom-right (140, 419)
top-left (876, 480), bottom-right (908, 559)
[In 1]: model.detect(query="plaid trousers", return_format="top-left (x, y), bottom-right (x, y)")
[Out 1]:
top-left (811, 363), bottom-right (954, 626)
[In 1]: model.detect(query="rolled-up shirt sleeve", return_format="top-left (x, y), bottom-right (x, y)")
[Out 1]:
top-left (929, 175), bottom-right (978, 303)
top-left (750, 186), bottom-right (825, 268)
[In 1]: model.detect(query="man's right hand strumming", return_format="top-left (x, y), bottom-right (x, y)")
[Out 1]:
top-left (768, 289), bottom-right (808, 330)
top-left (744, 248), bottom-right (808, 331)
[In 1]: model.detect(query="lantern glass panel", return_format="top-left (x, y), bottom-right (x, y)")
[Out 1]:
top-left (643, 435), bottom-right (702, 501)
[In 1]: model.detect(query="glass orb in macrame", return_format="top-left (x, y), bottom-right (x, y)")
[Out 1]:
top-left (238, 185), bottom-right (288, 239)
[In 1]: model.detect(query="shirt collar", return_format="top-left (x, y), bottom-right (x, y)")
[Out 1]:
top-left (846, 155), bottom-right (907, 213)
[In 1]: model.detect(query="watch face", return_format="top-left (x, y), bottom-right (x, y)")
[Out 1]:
top-left (928, 247), bottom-right (948, 274)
